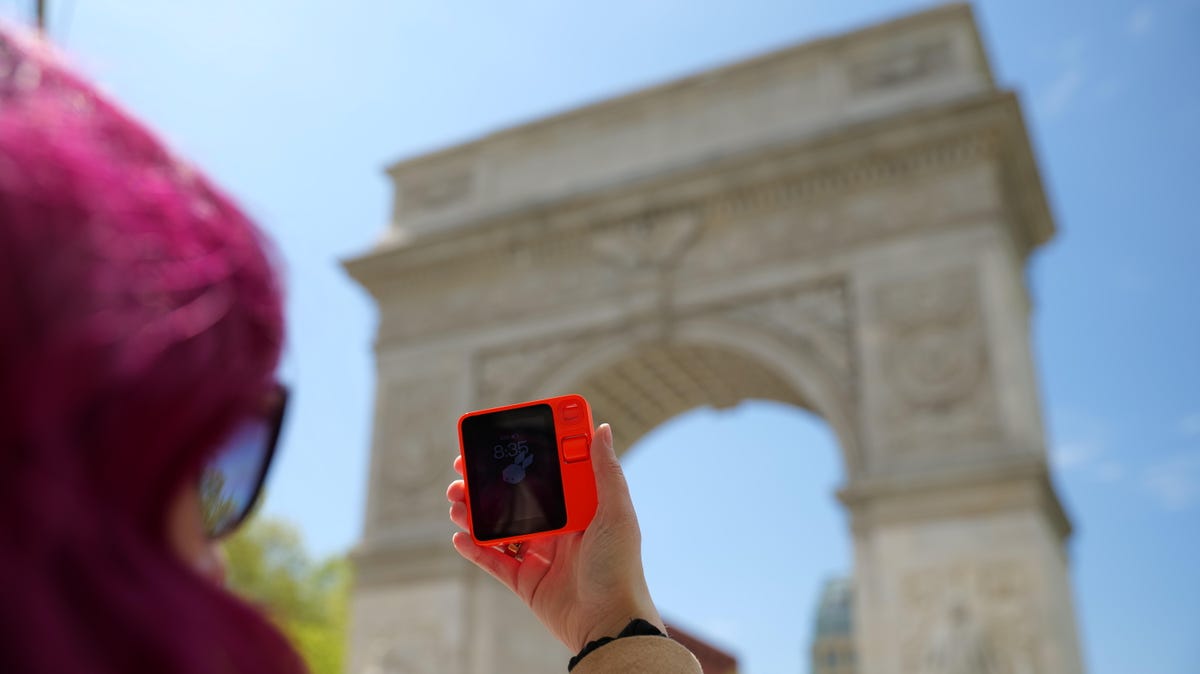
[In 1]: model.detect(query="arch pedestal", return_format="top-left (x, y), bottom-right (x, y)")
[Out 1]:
top-left (344, 6), bottom-right (1084, 673)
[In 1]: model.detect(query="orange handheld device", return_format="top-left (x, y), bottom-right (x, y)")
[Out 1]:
top-left (457, 394), bottom-right (598, 548)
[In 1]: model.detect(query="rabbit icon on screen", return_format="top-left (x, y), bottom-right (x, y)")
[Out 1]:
top-left (502, 448), bottom-right (534, 484)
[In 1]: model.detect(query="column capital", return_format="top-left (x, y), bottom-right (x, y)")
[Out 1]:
top-left (837, 453), bottom-right (1072, 540)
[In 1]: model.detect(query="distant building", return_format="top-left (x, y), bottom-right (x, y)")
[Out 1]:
top-left (667, 622), bottom-right (738, 674)
top-left (811, 578), bottom-right (856, 674)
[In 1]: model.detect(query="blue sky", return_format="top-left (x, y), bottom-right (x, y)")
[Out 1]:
top-left (12, 1), bottom-right (1197, 672)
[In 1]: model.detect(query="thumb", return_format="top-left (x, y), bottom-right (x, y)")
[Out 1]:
top-left (591, 423), bottom-right (633, 515)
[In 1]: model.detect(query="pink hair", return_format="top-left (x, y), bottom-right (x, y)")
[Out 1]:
top-left (0, 27), bottom-right (305, 674)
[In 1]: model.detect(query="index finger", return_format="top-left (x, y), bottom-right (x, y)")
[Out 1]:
top-left (451, 532), bottom-right (523, 593)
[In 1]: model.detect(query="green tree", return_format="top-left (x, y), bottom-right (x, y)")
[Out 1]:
top-left (222, 518), bottom-right (351, 674)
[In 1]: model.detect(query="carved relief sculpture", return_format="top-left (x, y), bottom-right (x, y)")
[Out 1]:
top-left (370, 376), bottom-right (461, 531)
top-left (903, 562), bottom-right (1041, 674)
top-left (877, 268), bottom-right (1002, 454)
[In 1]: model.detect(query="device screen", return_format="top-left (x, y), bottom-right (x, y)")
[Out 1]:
top-left (462, 404), bottom-right (567, 541)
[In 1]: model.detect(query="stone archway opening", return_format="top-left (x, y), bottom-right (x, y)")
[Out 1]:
top-left (551, 340), bottom-right (852, 674)
top-left (628, 401), bottom-right (849, 674)
top-left (563, 342), bottom-right (813, 451)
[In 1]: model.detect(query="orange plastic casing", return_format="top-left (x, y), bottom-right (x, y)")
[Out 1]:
top-left (457, 394), bottom-right (598, 547)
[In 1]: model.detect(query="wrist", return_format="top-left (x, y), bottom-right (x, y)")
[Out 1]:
top-left (568, 618), bottom-right (669, 672)
top-left (579, 601), bottom-right (664, 650)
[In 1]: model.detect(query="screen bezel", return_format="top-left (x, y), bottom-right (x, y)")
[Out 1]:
top-left (461, 403), bottom-right (568, 542)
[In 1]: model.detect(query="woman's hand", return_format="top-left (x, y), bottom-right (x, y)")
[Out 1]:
top-left (446, 423), bottom-right (665, 652)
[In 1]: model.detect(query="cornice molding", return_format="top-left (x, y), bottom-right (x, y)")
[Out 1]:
top-left (345, 91), bottom-right (1049, 299)
top-left (837, 452), bottom-right (1072, 540)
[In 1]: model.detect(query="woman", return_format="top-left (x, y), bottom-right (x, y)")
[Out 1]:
top-left (0, 27), bottom-right (700, 674)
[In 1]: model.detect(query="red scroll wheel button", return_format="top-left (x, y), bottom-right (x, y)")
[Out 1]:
top-left (563, 402), bottom-right (583, 423)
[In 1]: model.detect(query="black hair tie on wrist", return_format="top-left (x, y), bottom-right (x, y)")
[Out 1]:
top-left (567, 619), bottom-right (666, 671)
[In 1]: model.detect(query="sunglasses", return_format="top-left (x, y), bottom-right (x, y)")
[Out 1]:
top-left (199, 385), bottom-right (289, 539)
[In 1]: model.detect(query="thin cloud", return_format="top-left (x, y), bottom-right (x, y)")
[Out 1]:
top-left (1128, 6), bottom-right (1154, 38)
top-left (1039, 36), bottom-right (1087, 119)
top-left (1052, 441), bottom-right (1101, 470)
top-left (1142, 452), bottom-right (1200, 511)
top-left (1042, 68), bottom-right (1083, 118)
top-left (1179, 413), bottom-right (1200, 437)
top-left (1052, 439), bottom-right (1128, 485)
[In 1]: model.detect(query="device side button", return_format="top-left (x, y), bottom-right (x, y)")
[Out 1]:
top-left (562, 435), bottom-right (589, 463)
top-left (562, 402), bottom-right (583, 423)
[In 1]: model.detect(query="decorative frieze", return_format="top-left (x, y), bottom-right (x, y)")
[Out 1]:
top-left (849, 38), bottom-right (954, 93)
top-left (704, 131), bottom-right (997, 222)
top-left (590, 207), bottom-right (699, 271)
top-left (373, 133), bottom-right (1000, 349)
top-left (399, 169), bottom-right (475, 215)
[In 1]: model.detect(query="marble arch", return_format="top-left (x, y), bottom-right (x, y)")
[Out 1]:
top-left (344, 5), bottom-right (1085, 673)
top-left (519, 312), bottom-right (861, 475)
